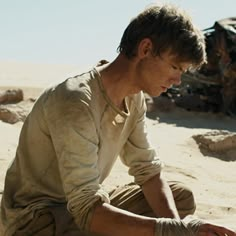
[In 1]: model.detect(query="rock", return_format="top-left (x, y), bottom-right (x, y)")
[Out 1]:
top-left (193, 131), bottom-right (236, 161)
top-left (0, 89), bottom-right (23, 104)
top-left (0, 99), bottom-right (35, 124)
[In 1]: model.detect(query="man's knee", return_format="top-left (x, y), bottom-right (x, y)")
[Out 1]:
top-left (180, 185), bottom-right (196, 215)
top-left (169, 181), bottom-right (196, 218)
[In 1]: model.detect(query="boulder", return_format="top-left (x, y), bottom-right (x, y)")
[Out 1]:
top-left (0, 99), bottom-right (35, 124)
top-left (193, 131), bottom-right (236, 161)
top-left (0, 89), bottom-right (23, 104)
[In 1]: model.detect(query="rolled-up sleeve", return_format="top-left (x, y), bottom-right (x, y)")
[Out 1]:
top-left (120, 95), bottom-right (163, 185)
top-left (44, 91), bottom-right (109, 230)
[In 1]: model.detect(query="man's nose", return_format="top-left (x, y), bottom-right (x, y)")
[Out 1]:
top-left (171, 75), bottom-right (182, 86)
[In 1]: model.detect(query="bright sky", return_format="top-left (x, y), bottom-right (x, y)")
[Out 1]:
top-left (1, 0), bottom-right (236, 66)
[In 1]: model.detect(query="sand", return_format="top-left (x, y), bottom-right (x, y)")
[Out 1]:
top-left (0, 61), bottom-right (235, 234)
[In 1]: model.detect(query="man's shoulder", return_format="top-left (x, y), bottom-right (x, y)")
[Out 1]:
top-left (52, 69), bottom-right (97, 100)
top-left (64, 69), bottom-right (95, 92)
top-left (36, 69), bottom-right (99, 112)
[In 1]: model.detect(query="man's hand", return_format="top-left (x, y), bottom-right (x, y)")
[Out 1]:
top-left (198, 222), bottom-right (236, 236)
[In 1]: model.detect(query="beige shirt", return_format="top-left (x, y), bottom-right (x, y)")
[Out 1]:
top-left (1, 68), bottom-right (162, 235)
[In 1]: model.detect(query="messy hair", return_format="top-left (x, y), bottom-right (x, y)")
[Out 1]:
top-left (117, 4), bottom-right (207, 68)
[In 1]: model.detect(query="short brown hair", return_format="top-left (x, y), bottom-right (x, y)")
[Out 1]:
top-left (117, 4), bottom-right (207, 68)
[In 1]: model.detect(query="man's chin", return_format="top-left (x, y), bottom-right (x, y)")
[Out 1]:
top-left (147, 90), bottom-right (162, 97)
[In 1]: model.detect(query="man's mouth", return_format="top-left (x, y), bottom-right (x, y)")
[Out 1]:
top-left (161, 86), bottom-right (168, 92)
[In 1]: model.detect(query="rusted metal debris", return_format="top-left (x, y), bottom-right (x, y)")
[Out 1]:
top-left (159, 17), bottom-right (236, 117)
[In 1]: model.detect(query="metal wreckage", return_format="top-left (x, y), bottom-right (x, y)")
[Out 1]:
top-left (161, 17), bottom-right (236, 117)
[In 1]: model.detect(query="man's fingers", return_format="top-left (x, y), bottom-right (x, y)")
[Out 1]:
top-left (206, 224), bottom-right (236, 236)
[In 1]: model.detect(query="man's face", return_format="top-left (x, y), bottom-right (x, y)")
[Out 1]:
top-left (135, 50), bottom-right (191, 97)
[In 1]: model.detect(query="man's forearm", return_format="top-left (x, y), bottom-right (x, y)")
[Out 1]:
top-left (141, 173), bottom-right (180, 219)
top-left (90, 202), bottom-right (156, 236)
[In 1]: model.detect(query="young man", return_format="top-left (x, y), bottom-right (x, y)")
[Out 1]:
top-left (1, 3), bottom-right (236, 236)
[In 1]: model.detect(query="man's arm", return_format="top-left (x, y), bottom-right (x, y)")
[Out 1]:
top-left (141, 173), bottom-right (180, 219)
top-left (89, 191), bottom-right (236, 236)
top-left (141, 174), bottom-right (236, 236)
top-left (90, 202), bottom-right (156, 236)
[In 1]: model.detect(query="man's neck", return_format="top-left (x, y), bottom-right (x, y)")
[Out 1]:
top-left (96, 54), bottom-right (140, 108)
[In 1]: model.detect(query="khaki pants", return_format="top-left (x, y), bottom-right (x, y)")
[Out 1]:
top-left (14, 181), bottom-right (195, 236)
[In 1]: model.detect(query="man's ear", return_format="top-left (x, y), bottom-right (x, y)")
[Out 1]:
top-left (137, 38), bottom-right (153, 59)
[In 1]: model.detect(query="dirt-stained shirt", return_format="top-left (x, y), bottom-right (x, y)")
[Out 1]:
top-left (1, 67), bottom-right (162, 235)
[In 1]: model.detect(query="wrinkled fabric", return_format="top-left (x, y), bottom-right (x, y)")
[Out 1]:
top-left (155, 218), bottom-right (203, 236)
top-left (1, 67), bottom-right (162, 235)
top-left (187, 219), bottom-right (204, 234)
top-left (109, 181), bottom-right (196, 218)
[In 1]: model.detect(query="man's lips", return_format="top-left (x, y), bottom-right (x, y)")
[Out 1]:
top-left (161, 86), bottom-right (168, 92)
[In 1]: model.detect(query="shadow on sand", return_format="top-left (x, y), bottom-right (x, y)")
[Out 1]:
top-left (146, 107), bottom-right (236, 132)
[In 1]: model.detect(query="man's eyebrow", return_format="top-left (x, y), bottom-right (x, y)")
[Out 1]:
top-left (172, 63), bottom-right (185, 72)
top-left (176, 63), bottom-right (189, 73)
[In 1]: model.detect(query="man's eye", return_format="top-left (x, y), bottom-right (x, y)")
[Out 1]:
top-left (171, 65), bottom-right (178, 70)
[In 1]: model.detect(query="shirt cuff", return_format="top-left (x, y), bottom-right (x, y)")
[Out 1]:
top-left (155, 218), bottom-right (204, 236)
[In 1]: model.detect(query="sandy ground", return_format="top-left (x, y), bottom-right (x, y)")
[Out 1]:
top-left (0, 62), bottom-right (235, 233)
